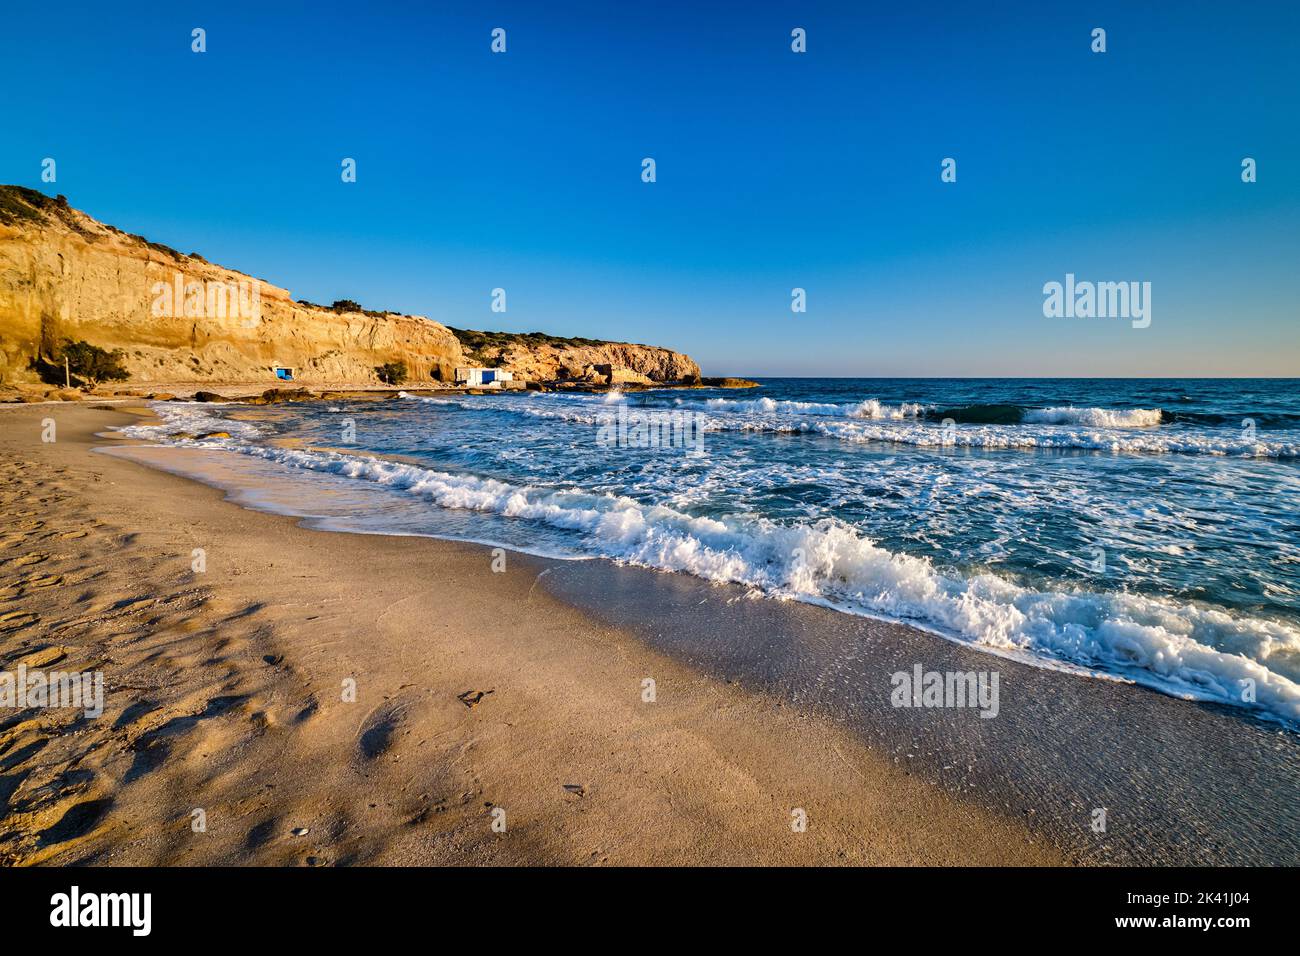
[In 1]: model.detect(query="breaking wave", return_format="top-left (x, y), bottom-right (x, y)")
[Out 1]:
top-left (700, 395), bottom-right (927, 419)
top-left (117, 402), bottom-right (1300, 726)
top-left (400, 392), bottom-right (1299, 457)
top-left (1022, 406), bottom-right (1163, 428)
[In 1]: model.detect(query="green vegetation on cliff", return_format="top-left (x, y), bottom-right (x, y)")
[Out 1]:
top-left (32, 339), bottom-right (131, 388)
top-left (0, 186), bottom-right (186, 255)
top-left (0, 186), bottom-right (53, 226)
top-left (446, 327), bottom-right (634, 364)
top-left (375, 360), bottom-right (407, 385)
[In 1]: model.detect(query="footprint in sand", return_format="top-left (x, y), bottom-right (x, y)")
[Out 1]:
top-left (17, 646), bottom-right (67, 668)
top-left (358, 709), bottom-right (403, 760)
top-left (32, 797), bottom-right (114, 855)
top-left (457, 689), bottom-right (494, 708)
top-left (112, 700), bottom-right (162, 731)
top-left (0, 612), bottom-right (39, 634)
top-left (0, 716), bottom-right (52, 746)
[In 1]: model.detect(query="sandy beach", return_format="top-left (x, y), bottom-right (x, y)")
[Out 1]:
top-left (3, 6), bottom-right (1298, 928)
top-left (0, 403), bottom-right (1069, 866)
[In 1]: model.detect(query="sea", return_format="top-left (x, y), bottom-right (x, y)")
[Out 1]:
top-left (114, 378), bottom-right (1300, 727)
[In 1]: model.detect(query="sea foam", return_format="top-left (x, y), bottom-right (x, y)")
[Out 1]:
top-left (1023, 406), bottom-right (1163, 428)
top-left (701, 395), bottom-right (927, 419)
top-left (401, 392), bottom-right (1300, 457)
top-left (122, 402), bottom-right (1300, 725)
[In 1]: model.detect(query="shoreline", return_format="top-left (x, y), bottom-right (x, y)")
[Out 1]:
top-left (5, 403), bottom-right (1297, 865)
top-left (0, 404), bottom-right (1062, 865)
top-left (0, 376), bottom-right (760, 408)
top-left (544, 560), bottom-right (1300, 865)
top-left (101, 432), bottom-right (1300, 865)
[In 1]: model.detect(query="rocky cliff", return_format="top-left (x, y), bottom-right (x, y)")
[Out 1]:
top-left (448, 328), bottom-right (701, 386)
top-left (0, 188), bottom-right (464, 386)
top-left (0, 187), bottom-right (701, 389)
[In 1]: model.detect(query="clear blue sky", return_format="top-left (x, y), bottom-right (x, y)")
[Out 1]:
top-left (3, 0), bottom-right (1297, 376)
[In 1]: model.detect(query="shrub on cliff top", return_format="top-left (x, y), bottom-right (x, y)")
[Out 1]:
top-left (295, 298), bottom-right (401, 318)
top-left (445, 326), bottom-right (626, 354)
top-left (0, 185), bottom-right (54, 226)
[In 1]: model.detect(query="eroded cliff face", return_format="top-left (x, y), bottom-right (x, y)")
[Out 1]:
top-left (0, 188), bottom-right (464, 385)
top-left (0, 187), bottom-right (703, 389)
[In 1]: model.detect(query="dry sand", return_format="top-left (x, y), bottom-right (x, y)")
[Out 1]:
top-left (0, 403), bottom-right (1062, 865)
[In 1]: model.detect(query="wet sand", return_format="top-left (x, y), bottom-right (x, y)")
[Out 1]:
top-left (91, 409), bottom-right (1300, 864)
top-left (545, 562), bottom-right (1300, 865)
top-left (0, 404), bottom-right (1062, 865)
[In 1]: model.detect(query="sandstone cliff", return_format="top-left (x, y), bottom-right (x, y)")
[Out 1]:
top-left (0, 187), bottom-right (702, 390)
top-left (0, 188), bottom-right (465, 385)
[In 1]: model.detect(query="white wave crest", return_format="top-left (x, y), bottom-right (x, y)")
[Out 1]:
top-left (804, 420), bottom-right (1298, 457)
top-left (399, 393), bottom-right (1298, 457)
top-left (1024, 406), bottom-right (1163, 428)
top-left (126, 419), bottom-right (1300, 725)
top-left (700, 395), bottom-right (926, 419)
top-left (115, 402), bottom-right (264, 442)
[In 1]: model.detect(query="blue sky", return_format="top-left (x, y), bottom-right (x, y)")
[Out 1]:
top-left (3, 1), bottom-right (1297, 376)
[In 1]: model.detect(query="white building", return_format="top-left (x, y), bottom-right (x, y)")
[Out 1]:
top-left (455, 367), bottom-right (513, 387)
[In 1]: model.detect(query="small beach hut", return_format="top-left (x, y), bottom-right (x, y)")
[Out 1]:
top-left (455, 368), bottom-right (513, 387)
